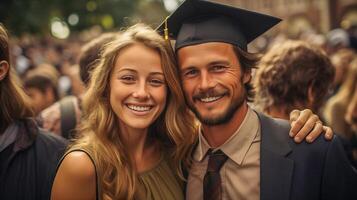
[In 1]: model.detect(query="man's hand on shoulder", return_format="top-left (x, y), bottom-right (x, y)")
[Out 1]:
top-left (289, 109), bottom-right (333, 143)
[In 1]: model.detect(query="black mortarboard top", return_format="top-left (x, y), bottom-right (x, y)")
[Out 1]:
top-left (156, 0), bottom-right (281, 51)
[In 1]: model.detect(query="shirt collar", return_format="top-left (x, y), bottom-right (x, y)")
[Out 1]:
top-left (0, 122), bottom-right (18, 152)
top-left (194, 107), bottom-right (260, 165)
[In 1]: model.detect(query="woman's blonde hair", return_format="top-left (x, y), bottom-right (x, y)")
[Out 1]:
top-left (0, 24), bottom-right (33, 132)
top-left (70, 24), bottom-right (196, 200)
top-left (333, 58), bottom-right (357, 103)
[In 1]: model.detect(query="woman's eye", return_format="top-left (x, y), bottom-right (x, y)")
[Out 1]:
top-left (120, 76), bottom-right (135, 83)
top-left (149, 79), bottom-right (165, 86)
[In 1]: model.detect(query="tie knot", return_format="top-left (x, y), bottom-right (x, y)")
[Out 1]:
top-left (207, 149), bottom-right (228, 172)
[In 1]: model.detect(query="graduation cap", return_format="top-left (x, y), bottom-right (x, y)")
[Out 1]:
top-left (157, 0), bottom-right (281, 51)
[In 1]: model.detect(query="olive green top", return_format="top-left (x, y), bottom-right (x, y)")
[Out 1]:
top-left (57, 148), bottom-right (184, 200)
top-left (136, 153), bottom-right (184, 200)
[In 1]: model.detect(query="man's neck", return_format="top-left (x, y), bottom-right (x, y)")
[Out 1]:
top-left (201, 103), bottom-right (248, 148)
top-left (266, 106), bottom-right (289, 120)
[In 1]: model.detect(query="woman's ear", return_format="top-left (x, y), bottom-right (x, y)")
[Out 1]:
top-left (0, 60), bottom-right (9, 81)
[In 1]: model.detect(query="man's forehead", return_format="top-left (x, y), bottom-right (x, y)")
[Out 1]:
top-left (177, 42), bottom-right (237, 68)
top-left (177, 42), bottom-right (235, 57)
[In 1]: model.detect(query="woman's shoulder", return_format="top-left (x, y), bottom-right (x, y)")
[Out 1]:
top-left (60, 151), bottom-right (96, 179)
top-left (51, 151), bottom-right (97, 200)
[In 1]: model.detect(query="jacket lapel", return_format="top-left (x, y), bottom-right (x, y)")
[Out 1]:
top-left (257, 112), bottom-right (294, 200)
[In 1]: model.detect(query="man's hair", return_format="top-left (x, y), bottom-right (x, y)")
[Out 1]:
top-left (24, 71), bottom-right (59, 101)
top-left (254, 40), bottom-right (335, 115)
top-left (79, 32), bottom-right (117, 86)
top-left (0, 24), bottom-right (33, 132)
top-left (232, 46), bottom-right (261, 102)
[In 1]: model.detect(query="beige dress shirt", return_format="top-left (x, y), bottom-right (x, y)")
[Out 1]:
top-left (186, 107), bottom-right (261, 200)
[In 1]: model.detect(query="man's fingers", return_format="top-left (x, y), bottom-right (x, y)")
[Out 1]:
top-left (289, 109), bottom-right (300, 124)
top-left (304, 122), bottom-right (323, 143)
top-left (293, 114), bottom-right (319, 143)
top-left (290, 109), bottom-right (314, 137)
top-left (323, 126), bottom-right (334, 140)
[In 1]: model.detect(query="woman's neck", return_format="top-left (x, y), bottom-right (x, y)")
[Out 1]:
top-left (119, 125), bottom-right (149, 159)
top-left (118, 122), bottom-right (160, 173)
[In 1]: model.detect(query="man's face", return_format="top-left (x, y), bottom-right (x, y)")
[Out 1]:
top-left (177, 42), bottom-right (251, 125)
top-left (26, 87), bottom-right (55, 114)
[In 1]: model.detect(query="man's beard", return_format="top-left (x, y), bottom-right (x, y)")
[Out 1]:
top-left (186, 84), bottom-right (246, 126)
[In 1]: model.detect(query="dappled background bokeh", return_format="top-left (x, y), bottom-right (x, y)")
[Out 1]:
top-left (1, 0), bottom-right (356, 50)
top-left (0, 0), bottom-right (357, 120)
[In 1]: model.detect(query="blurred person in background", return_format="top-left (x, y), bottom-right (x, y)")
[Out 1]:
top-left (79, 32), bottom-right (118, 86)
top-left (329, 48), bottom-right (356, 95)
top-left (38, 32), bottom-right (117, 138)
top-left (254, 40), bottom-right (335, 120)
top-left (326, 28), bottom-right (351, 55)
top-left (253, 40), bottom-right (357, 167)
top-left (0, 24), bottom-right (67, 200)
top-left (324, 58), bottom-right (357, 166)
top-left (23, 65), bottom-right (60, 115)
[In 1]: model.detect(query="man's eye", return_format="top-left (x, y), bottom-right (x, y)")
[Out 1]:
top-left (184, 69), bottom-right (198, 77)
top-left (211, 65), bottom-right (226, 72)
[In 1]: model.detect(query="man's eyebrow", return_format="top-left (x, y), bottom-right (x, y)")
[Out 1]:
top-left (208, 60), bottom-right (230, 66)
top-left (180, 66), bottom-right (197, 73)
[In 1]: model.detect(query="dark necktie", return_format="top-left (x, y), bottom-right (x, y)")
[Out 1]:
top-left (203, 149), bottom-right (228, 200)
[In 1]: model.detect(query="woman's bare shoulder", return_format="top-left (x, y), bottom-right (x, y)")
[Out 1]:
top-left (51, 151), bottom-right (97, 200)
top-left (61, 151), bottom-right (96, 178)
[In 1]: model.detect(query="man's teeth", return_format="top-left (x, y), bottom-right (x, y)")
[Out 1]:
top-left (200, 96), bottom-right (223, 102)
top-left (127, 105), bottom-right (151, 112)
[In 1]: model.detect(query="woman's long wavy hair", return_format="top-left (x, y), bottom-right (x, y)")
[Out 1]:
top-left (70, 24), bottom-right (196, 200)
top-left (333, 58), bottom-right (357, 104)
top-left (0, 24), bottom-right (33, 133)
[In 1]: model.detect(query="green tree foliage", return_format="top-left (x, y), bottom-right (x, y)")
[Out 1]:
top-left (0, 0), bottom-right (163, 36)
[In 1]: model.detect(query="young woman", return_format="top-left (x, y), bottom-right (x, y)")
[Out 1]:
top-left (324, 57), bottom-right (357, 166)
top-left (51, 24), bottom-right (196, 200)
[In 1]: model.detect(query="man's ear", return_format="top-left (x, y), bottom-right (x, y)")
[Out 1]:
top-left (0, 60), bottom-right (9, 81)
top-left (307, 86), bottom-right (315, 108)
top-left (242, 70), bottom-right (252, 84)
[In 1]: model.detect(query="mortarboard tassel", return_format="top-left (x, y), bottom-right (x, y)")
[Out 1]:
top-left (163, 16), bottom-right (174, 50)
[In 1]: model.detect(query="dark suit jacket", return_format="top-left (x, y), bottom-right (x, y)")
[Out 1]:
top-left (258, 113), bottom-right (357, 200)
top-left (0, 119), bottom-right (68, 200)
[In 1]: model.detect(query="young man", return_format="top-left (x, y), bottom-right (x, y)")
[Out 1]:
top-left (24, 70), bottom-right (59, 115)
top-left (0, 24), bottom-right (67, 200)
top-left (158, 0), bottom-right (357, 199)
